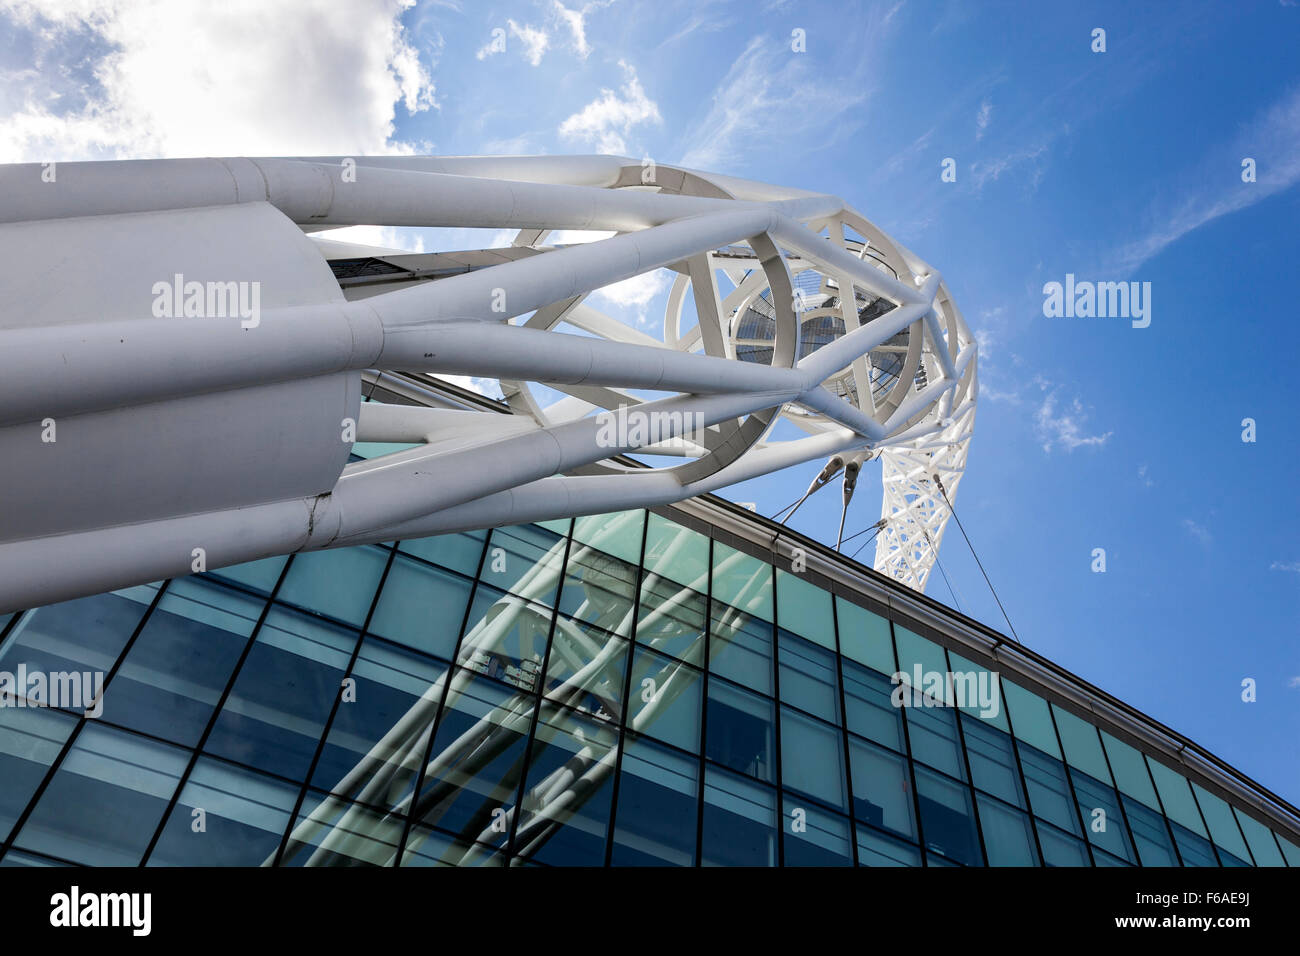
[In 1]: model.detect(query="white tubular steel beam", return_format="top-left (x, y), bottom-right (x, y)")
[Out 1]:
top-left (0, 153), bottom-right (977, 612)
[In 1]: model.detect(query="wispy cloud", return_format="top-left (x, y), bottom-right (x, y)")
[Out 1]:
top-left (677, 26), bottom-right (882, 171)
top-left (1270, 560), bottom-right (1300, 574)
top-left (1110, 84), bottom-right (1300, 275)
top-left (1033, 385), bottom-right (1112, 452)
top-left (508, 19), bottom-right (551, 66)
top-left (558, 60), bottom-right (661, 154)
top-left (1181, 518), bottom-right (1213, 546)
top-left (552, 0), bottom-right (612, 59)
top-left (1137, 464), bottom-right (1155, 488)
top-left (975, 97), bottom-right (992, 141)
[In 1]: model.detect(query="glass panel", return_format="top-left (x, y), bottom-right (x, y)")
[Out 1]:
top-left (544, 621), bottom-right (627, 723)
top-left (0, 590), bottom-right (154, 709)
top-left (780, 707), bottom-right (847, 810)
top-left (705, 678), bottom-right (774, 781)
top-left (1233, 811), bottom-right (1285, 867)
top-left (149, 757), bottom-right (299, 866)
top-left (709, 600), bottom-right (773, 695)
top-left (367, 556), bottom-right (473, 659)
top-left (0, 850), bottom-right (70, 867)
top-left (1018, 743), bottom-right (1082, 836)
top-left (310, 638), bottom-right (449, 802)
top-left (276, 547), bottom-right (387, 627)
top-left (106, 578), bottom-right (260, 748)
top-left (397, 529), bottom-right (487, 578)
top-left (456, 587), bottom-right (552, 691)
top-left (711, 543), bottom-right (773, 622)
top-left (783, 797), bottom-right (852, 866)
top-left (627, 647), bottom-right (702, 753)
top-left (1036, 821), bottom-right (1090, 866)
top-left (947, 651), bottom-right (1009, 731)
top-left (480, 524), bottom-right (566, 608)
top-left (572, 510), bottom-right (644, 567)
top-left (842, 659), bottom-right (905, 753)
top-left (848, 735), bottom-right (916, 840)
top-left (1122, 795), bottom-right (1179, 867)
top-left (1191, 783), bottom-right (1252, 865)
top-left (281, 792), bottom-right (403, 866)
top-left (834, 598), bottom-right (895, 675)
top-left (1169, 821), bottom-right (1219, 867)
top-left (977, 793), bottom-right (1039, 866)
top-left (700, 766), bottom-right (777, 866)
top-left (775, 570), bottom-right (834, 649)
top-left (206, 555), bottom-right (288, 594)
top-left (513, 703), bottom-right (616, 866)
top-left (914, 765), bottom-right (982, 866)
top-left (1146, 758), bottom-right (1208, 836)
top-left (902, 695), bottom-right (966, 780)
top-left (1069, 769), bottom-right (1136, 863)
top-left (1100, 731), bottom-right (1160, 810)
top-left (0, 707), bottom-right (78, 844)
top-left (642, 513), bottom-right (709, 590)
top-left (856, 825), bottom-right (921, 867)
top-left (560, 536), bottom-right (640, 637)
top-left (15, 724), bottom-right (186, 865)
top-left (893, 627), bottom-right (952, 704)
top-left (636, 575), bottom-right (706, 666)
top-left (777, 629), bottom-right (839, 723)
top-left (610, 733), bottom-right (697, 867)
top-left (1276, 834), bottom-right (1300, 867)
top-left (961, 715), bottom-right (1025, 807)
top-left (1001, 681), bottom-right (1062, 758)
top-left (412, 670), bottom-right (532, 842)
top-left (401, 825), bottom-right (505, 867)
top-left (203, 607), bottom-right (359, 782)
top-left (1051, 704), bottom-right (1112, 783)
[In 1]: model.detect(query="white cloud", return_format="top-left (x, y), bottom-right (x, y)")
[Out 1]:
top-left (0, 0), bottom-right (437, 162)
top-left (1111, 84), bottom-right (1300, 275)
top-left (552, 0), bottom-right (611, 59)
top-left (1137, 464), bottom-right (1154, 488)
top-left (975, 97), bottom-right (992, 141)
top-left (678, 34), bottom-right (869, 171)
top-left (508, 19), bottom-right (550, 66)
top-left (427, 373), bottom-right (504, 399)
top-left (1033, 389), bottom-right (1111, 452)
top-left (312, 225), bottom-right (426, 253)
top-left (1270, 560), bottom-right (1300, 574)
top-left (558, 60), bottom-right (660, 155)
top-left (1288, 676), bottom-right (1300, 689)
top-left (590, 269), bottom-right (670, 324)
top-left (1181, 518), bottom-right (1212, 546)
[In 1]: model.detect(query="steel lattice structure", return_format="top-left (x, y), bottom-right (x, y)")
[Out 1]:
top-left (0, 154), bottom-right (975, 612)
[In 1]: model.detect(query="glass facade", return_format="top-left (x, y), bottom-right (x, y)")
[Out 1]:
top-left (0, 508), bottom-right (1296, 867)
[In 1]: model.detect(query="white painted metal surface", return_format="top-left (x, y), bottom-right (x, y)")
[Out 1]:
top-left (0, 155), bottom-right (976, 611)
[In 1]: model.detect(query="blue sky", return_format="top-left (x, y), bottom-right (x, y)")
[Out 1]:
top-left (3, 0), bottom-right (1298, 803)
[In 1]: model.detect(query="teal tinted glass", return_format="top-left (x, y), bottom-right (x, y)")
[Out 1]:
top-left (711, 543), bottom-right (773, 621)
top-left (782, 798), bottom-right (853, 866)
top-left (1233, 809), bottom-right (1284, 867)
top-left (834, 597), bottom-right (895, 675)
top-left (893, 627), bottom-right (952, 704)
top-left (572, 510), bottom-right (644, 566)
top-left (1099, 731), bottom-right (1159, 810)
top-left (775, 570), bottom-right (834, 649)
top-left (1192, 783), bottom-right (1252, 864)
top-left (780, 706), bottom-right (847, 810)
top-left (948, 651), bottom-right (1009, 731)
top-left (643, 513), bottom-right (709, 590)
top-left (1001, 681), bottom-right (1062, 758)
top-left (977, 793), bottom-right (1039, 866)
top-left (1051, 704), bottom-right (1112, 783)
top-left (1146, 758), bottom-right (1208, 836)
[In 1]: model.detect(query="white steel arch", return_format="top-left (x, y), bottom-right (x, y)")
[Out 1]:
top-left (0, 154), bottom-right (975, 611)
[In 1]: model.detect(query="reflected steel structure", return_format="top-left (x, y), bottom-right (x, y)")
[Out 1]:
top-left (0, 154), bottom-right (975, 611)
